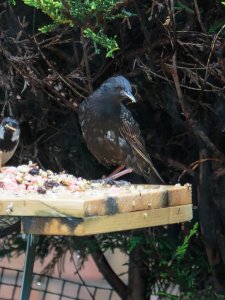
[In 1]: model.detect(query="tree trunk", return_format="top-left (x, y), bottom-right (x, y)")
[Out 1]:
top-left (197, 111), bottom-right (225, 294)
top-left (127, 244), bottom-right (149, 300)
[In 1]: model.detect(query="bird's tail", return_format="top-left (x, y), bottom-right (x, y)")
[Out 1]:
top-left (142, 168), bottom-right (165, 184)
top-left (135, 156), bottom-right (165, 184)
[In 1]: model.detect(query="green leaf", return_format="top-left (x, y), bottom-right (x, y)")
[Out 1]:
top-left (174, 223), bottom-right (199, 261)
top-left (84, 28), bottom-right (119, 57)
top-left (39, 23), bottom-right (58, 33)
top-left (128, 235), bottom-right (142, 252)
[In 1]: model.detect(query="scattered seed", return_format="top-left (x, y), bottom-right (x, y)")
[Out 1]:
top-left (37, 186), bottom-right (47, 194)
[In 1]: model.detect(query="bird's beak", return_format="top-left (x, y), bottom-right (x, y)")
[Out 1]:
top-left (120, 90), bottom-right (136, 103)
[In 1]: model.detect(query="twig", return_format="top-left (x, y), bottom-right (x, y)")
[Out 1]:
top-left (168, 4), bottom-right (225, 161)
top-left (199, 24), bottom-right (225, 99)
top-left (33, 35), bottom-right (86, 99)
top-left (194, 128), bottom-right (225, 160)
top-left (172, 51), bottom-right (225, 160)
top-left (213, 167), bottom-right (225, 179)
top-left (133, 0), bottom-right (150, 45)
top-left (138, 58), bottom-right (224, 93)
top-left (91, 243), bottom-right (128, 299)
top-left (80, 28), bottom-right (93, 93)
top-left (70, 251), bottom-right (95, 300)
top-left (178, 158), bottom-right (221, 181)
top-left (171, 51), bottom-right (190, 120)
top-left (193, 0), bottom-right (206, 33)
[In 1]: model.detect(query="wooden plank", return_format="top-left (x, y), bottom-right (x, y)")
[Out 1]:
top-left (83, 184), bottom-right (192, 217)
top-left (0, 184), bottom-right (191, 218)
top-left (21, 204), bottom-right (193, 236)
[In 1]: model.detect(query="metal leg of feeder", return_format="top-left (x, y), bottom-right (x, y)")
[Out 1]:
top-left (20, 234), bottom-right (38, 300)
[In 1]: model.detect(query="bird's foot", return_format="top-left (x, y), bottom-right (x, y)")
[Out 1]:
top-left (103, 178), bottom-right (130, 186)
top-left (91, 178), bottom-right (130, 186)
top-left (92, 167), bottom-right (133, 186)
top-left (106, 165), bottom-right (125, 178)
top-left (106, 167), bottom-right (133, 180)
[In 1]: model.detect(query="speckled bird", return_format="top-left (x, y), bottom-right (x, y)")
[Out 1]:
top-left (0, 117), bottom-right (20, 167)
top-left (78, 76), bottom-right (164, 184)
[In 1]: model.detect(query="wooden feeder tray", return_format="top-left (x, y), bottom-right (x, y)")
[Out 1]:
top-left (0, 183), bottom-right (192, 236)
top-left (0, 173), bottom-right (193, 300)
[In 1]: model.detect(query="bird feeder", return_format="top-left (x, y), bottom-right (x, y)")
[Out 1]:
top-left (0, 183), bottom-right (192, 235)
top-left (0, 165), bottom-right (192, 300)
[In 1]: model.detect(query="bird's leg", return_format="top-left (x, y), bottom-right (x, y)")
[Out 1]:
top-left (107, 167), bottom-right (133, 180)
top-left (105, 165), bottom-right (125, 178)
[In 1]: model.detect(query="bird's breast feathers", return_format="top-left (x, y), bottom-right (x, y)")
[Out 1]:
top-left (1, 147), bottom-right (18, 165)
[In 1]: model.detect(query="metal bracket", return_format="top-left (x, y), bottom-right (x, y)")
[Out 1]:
top-left (20, 234), bottom-right (39, 300)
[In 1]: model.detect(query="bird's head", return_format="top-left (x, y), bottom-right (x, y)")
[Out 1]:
top-left (101, 76), bottom-right (136, 103)
top-left (0, 117), bottom-right (20, 142)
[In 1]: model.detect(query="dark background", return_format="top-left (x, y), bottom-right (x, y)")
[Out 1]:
top-left (1, 0), bottom-right (225, 298)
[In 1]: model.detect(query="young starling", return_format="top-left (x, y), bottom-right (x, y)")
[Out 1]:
top-left (78, 76), bottom-right (164, 184)
top-left (0, 117), bottom-right (20, 168)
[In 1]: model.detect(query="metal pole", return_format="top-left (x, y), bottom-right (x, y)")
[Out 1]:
top-left (20, 234), bottom-right (37, 300)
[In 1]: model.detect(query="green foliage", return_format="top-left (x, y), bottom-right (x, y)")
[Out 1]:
top-left (0, 225), bottom-right (211, 298)
top-left (174, 222), bottom-right (198, 261)
top-left (156, 292), bottom-right (178, 300)
top-left (128, 235), bottom-right (142, 252)
top-left (39, 23), bottom-right (58, 33)
top-left (68, 0), bottom-right (123, 20)
top-left (17, 0), bottom-right (133, 57)
top-left (0, 234), bottom-right (26, 259)
top-left (207, 2), bottom-right (225, 34)
top-left (145, 224), bottom-right (209, 298)
top-left (23, 0), bottom-right (72, 25)
top-left (84, 28), bottom-right (119, 57)
top-left (209, 20), bottom-right (225, 33)
top-left (8, 0), bottom-right (16, 4)
top-left (75, 223), bottom-right (209, 298)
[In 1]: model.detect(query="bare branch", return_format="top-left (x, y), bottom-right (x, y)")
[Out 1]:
top-left (92, 247), bottom-right (128, 299)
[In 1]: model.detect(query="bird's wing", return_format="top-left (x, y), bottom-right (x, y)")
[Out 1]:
top-left (119, 106), bottom-right (164, 183)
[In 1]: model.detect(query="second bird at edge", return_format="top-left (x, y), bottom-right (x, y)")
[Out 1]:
top-left (0, 117), bottom-right (20, 167)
